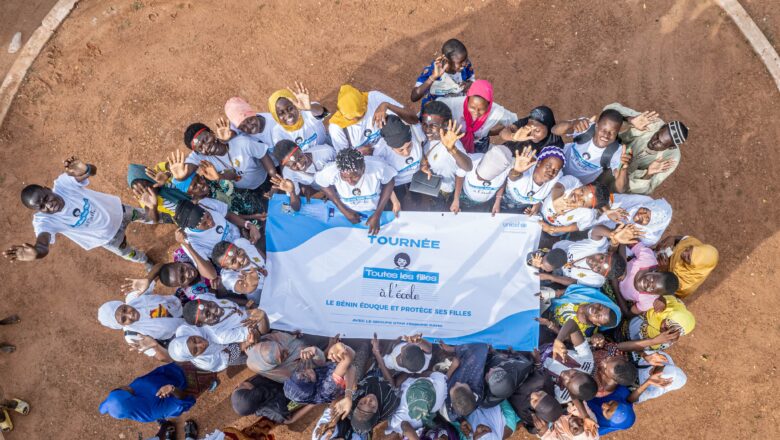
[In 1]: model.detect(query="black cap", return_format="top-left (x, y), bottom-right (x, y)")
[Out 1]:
top-left (380, 115), bottom-right (412, 148)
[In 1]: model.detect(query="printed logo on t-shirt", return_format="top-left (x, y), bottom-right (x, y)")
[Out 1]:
top-left (405, 157), bottom-right (414, 165)
top-left (582, 152), bottom-right (591, 160)
top-left (296, 133), bottom-right (318, 150)
top-left (482, 180), bottom-right (492, 187)
top-left (234, 158), bottom-right (241, 167)
top-left (216, 225), bottom-right (224, 234)
top-left (352, 188), bottom-right (362, 196)
top-left (70, 198), bottom-right (95, 228)
top-left (356, 129), bottom-right (381, 147)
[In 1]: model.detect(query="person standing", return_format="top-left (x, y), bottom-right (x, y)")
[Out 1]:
top-left (4, 157), bottom-right (152, 269)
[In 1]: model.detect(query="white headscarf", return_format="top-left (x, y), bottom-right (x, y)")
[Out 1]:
top-left (599, 194), bottom-right (672, 246)
top-left (168, 325), bottom-right (229, 372)
top-left (465, 405), bottom-right (505, 440)
top-left (476, 145), bottom-right (512, 181)
top-left (96, 291), bottom-right (184, 340)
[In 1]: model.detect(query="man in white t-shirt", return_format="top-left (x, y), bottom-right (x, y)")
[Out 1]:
top-left (454, 145), bottom-right (512, 214)
top-left (179, 122), bottom-right (278, 191)
top-left (271, 139), bottom-right (335, 212)
top-left (374, 116), bottom-right (426, 209)
top-left (4, 157), bottom-right (152, 269)
top-left (314, 148), bottom-right (397, 234)
top-left (182, 293), bottom-right (269, 345)
top-left (173, 199), bottom-right (261, 262)
top-left (553, 109), bottom-right (629, 185)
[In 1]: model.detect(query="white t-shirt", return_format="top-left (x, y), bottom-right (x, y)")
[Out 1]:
top-left (542, 341), bottom-right (595, 403)
top-left (424, 139), bottom-right (469, 193)
top-left (540, 175), bottom-right (598, 235)
top-left (387, 372), bottom-right (448, 434)
top-left (328, 91), bottom-right (402, 151)
top-left (562, 124), bottom-right (622, 184)
top-left (553, 234), bottom-right (610, 287)
top-left (382, 342), bottom-right (433, 373)
top-left (372, 125), bottom-right (425, 185)
top-left (183, 198), bottom-right (241, 261)
top-left (462, 154), bottom-right (511, 203)
top-left (438, 96), bottom-right (517, 140)
top-left (281, 145), bottom-right (336, 195)
top-left (314, 158), bottom-right (397, 212)
top-left (220, 238), bottom-right (266, 300)
top-left (505, 164), bottom-right (562, 205)
top-left (230, 112), bottom-right (278, 150)
top-left (186, 134), bottom-right (269, 190)
top-left (271, 109), bottom-right (330, 152)
top-left (32, 174), bottom-right (123, 250)
top-left (196, 293), bottom-right (250, 345)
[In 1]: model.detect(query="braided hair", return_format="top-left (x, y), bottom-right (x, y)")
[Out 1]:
top-left (335, 148), bottom-right (365, 174)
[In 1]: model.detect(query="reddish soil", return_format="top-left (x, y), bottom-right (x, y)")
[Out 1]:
top-left (0, 0), bottom-right (778, 439)
top-left (0, 0), bottom-right (59, 78)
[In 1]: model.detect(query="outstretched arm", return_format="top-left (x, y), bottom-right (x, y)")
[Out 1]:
top-left (3, 232), bottom-right (52, 262)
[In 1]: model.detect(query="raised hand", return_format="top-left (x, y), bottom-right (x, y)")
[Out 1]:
top-left (129, 335), bottom-right (158, 353)
top-left (241, 308), bottom-right (267, 327)
top-left (450, 199), bottom-right (460, 215)
top-left (573, 116), bottom-right (593, 134)
top-left (604, 207), bottom-right (629, 224)
top-left (215, 117), bottom-right (233, 141)
top-left (299, 346), bottom-right (317, 361)
top-left (432, 55), bottom-right (447, 80)
top-left (372, 102), bottom-right (389, 128)
top-left (156, 384), bottom-right (175, 398)
top-left (652, 328), bottom-right (681, 345)
top-left (583, 418), bottom-right (598, 437)
top-left (288, 81), bottom-right (312, 111)
top-left (513, 146), bottom-right (537, 173)
top-left (646, 370), bottom-right (674, 387)
top-left (133, 186), bottom-right (158, 210)
top-left (120, 277), bottom-right (151, 295)
top-left (402, 333), bottom-right (423, 344)
top-left (371, 332), bottom-right (382, 357)
top-left (552, 339), bottom-right (568, 363)
top-left (196, 160), bottom-right (221, 181)
top-left (618, 145), bottom-right (632, 169)
top-left (332, 396), bottom-right (353, 421)
top-left (641, 352), bottom-right (668, 367)
top-left (512, 124), bottom-right (534, 142)
top-left (612, 223), bottom-right (644, 245)
top-left (167, 150), bottom-right (189, 180)
top-left (64, 156), bottom-right (89, 177)
top-left (439, 119), bottom-right (465, 151)
top-left (3, 244), bottom-right (38, 262)
top-left (144, 167), bottom-right (169, 188)
top-left (270, 175), bottom-right (295, 195)
top-left (629, 110), bottom-right (660, 131)
top-left (647, 153), bottom-right (676, 177)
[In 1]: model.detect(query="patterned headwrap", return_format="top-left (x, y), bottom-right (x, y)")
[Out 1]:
top-left (668, 120), bottom-right (688, 147)
top-left (406, 378), bottom-right (436, 425)
top-left (536, 145), bottom-right (566, 167)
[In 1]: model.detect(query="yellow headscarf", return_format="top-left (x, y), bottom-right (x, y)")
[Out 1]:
top-left (670, 236), bottom-right (719, 298)
top-left (268, 89), bottom-right (304, 132)
top-left (328, 84), bottom-right (369, 129)
top-left (645, 295), bottom-right (695, 342)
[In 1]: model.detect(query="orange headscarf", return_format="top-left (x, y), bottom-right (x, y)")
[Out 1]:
top-left (329, 84), bottom-right (369, 129)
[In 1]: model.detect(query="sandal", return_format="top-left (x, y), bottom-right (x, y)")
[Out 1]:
top-left (184, 419), bottom-right (198, 438)
top-left (9, 399), bottom-right (29, 415)
top-left (0, 315), bottom-right (19, 326)
top-left (0, 344), bottom-right (14, 354)
top-left (0, 409), bottom-right (12, 432)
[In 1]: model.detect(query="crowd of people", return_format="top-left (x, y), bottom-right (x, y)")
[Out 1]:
top-left (2, 38), bottom-right (720, 439)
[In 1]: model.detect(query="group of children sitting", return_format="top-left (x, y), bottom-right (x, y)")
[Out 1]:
top-left (3, 38), bottom-right (720, 440)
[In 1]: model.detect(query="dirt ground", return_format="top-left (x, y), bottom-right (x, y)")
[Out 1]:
top-left (0, 0), bottom-right (778, 439)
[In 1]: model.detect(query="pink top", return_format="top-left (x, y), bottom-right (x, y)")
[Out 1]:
top-left (619, 243), bottom-right (660, 312)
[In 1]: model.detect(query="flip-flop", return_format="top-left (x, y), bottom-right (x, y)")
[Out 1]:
top-left (0, 345), bottom-right (14, 354)
top-left (9, 400), bottom-right (29, 416)
top-left (184, 420), bottom-right (198, 438)
top-left (0, 316), bottom-right (19, 326)
top-left (0, 409), bottom-right (12, 432)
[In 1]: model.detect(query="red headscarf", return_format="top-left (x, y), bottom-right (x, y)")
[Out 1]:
top-left (461, 79), bottom-right (494, 153)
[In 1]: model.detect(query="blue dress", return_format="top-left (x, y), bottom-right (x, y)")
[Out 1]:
top-left (99, 363), bottom-right (196, 423)
top-left (586, 385), bottom-right (636, 435)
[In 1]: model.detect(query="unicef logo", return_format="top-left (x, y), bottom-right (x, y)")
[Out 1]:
top-left (405, 157), bottom-right (414, 164)
top-left (215, 225), bottom-right (224, 234)
top-left (72, 208), bottom-right (81, 217)
top-left (394, 252), bottom-right (411, 270)
top-left (352, 188), bottom-right (362, 196)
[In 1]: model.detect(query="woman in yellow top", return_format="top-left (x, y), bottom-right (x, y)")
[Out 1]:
top-left (655, 235), bottom-right (719, 298)
top-left (268, 82), bottom-right (331, 153)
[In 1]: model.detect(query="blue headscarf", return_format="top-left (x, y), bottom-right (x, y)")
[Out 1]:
top-left (587, 386), bottom-right (636, 435)
top-left (550, 284), bottom-right (622, 331)
top-left (283, 363), bottom-right (343, 404)
top-left (127, 164), bottom-right (190, 205)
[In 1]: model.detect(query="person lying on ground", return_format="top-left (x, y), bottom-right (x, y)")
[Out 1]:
top-left (181, 295), bottom-right (268, 345)
top-left (180, 122), bottom-right (278, 193)
top-left (315, 148), bottom-right (396, 234)
top-left (211, 239), bottom-right (267, 304)
top-left (167, 324), bottom-right (252, 373)
top-left (536, 176), bottom-right (612, 238)
top-left (453, 144), bottom-right (513, 215)
top-left (97, 284), bottom-right (184, 362)
top-left (269, 82), bottom-right (331, 153)
top-left (544, 284), bottom-right (622, 339)
top-left (536, 402), bottom-right (599, 440)
top-left (553, 109), bottom-right (625, 187)
top-left (596, 194), bottom-right (672, 247)
top-left (411, 38), bottom-right (475, 106)
top-left (98, 363), bottom-right (196, 423)
top-left (438, 80), bottom-right (517, 154)
top-left (533, 225), bottom-right (640, 289)
top-left (230, 374), bottom-right (293, 423)
top-left (418, 101), bottom-right (473, 211)
top-left (438, 342), bottom-right (489, 420)
top-left (272, 139), bottom-right (335, 211)
top-left (246, 331), bottom-right (326, 383)
top-left (500, 105), bottom-right (564, 155)
top-left (612, 241), bottom-right (680, 314)
top-left (510, 374), bottom-right (563, 435)
top-left (602, 103), bottom-right (688, 195)
top-left (372, 333), bottom-right (434, 386)
top-left (481, 350), bottom-right (534, 408)
top-left (5, 156), bottom-right (152, 269)
top-left (655, 235), bottom-right (719, 299)
top-left (386, 372), bottom-right (449, 435)
top-left (329, 84), bottom-right (419, 154)
top-left (454, 401), bottom-right (519, 440)
top-left (502, 145), bottom-right (565, 215)
top-left (173, 199), bottom-right (261, 262)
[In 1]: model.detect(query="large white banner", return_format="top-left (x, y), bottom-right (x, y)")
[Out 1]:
top-left (262, 196), bottom-right (541, 350)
